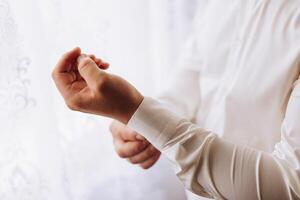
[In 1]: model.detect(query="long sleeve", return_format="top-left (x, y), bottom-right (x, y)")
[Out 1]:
top-left (127, 76), bottom-right (300, 199)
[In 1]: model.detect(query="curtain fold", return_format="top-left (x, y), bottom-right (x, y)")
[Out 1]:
top-left (0, 0), bottom-right (197, 199)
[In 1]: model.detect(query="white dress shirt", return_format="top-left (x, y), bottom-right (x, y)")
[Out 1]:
top-left (128, 0), bottom-right (300, 199)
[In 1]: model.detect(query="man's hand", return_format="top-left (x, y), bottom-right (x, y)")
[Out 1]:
top-left (110, 120), bottom-right (161, 169)
top-left (52, 47), bottom-right (144, 124)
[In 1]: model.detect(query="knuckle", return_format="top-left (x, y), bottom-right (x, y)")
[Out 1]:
top-left (147, 146), bottom-right (156, 157)
top-left (133, 143), bottom-right (143, 153)
top-left (154, 146), bottom-right (160, 152)
top-left (66, 98), bottom-right (80, 111)
top-left (51, 70), bottom-right (56, 79)
top-left (61, 53), bottom-right (68, 61)
top-left (109, 121), bottom-right (123, 136)
top-left (66, 101), bottom-right (77, 111)
top-left (79, 57), bottom-right (93, 70)
top-left (140, 163), bottom-right (151, 170)
top-left (145, 149), bottom-right (153, 157)
top-left (129, 130), bottom-right (138, 138)
top-left (128, 158), bottom-right (139, 164)
top-left (112, 138), bottom-right (118, 147)
top-left (115, 147), bottom-right (127, 158)
top-left (121, 130), bottom-right (134, 139)
top-left (153, 146), bottom-right (159, 154)
top-left (130, 147), bottom-right (139, 155)
top-left (109, 122), bottom-right (116, 134)
top-left (51, 69), bottom-right (61, 81)
top-left (62, 52), bottom-right (69, 58)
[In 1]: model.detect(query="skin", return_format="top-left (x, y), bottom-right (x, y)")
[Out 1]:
top-left (110, 120), bottom-right (161, 169)
top-left (52, 47), bottom-right (160, 169)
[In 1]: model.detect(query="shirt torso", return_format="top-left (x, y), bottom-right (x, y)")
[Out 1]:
top-left (194, 0), bottom-right (300, 152)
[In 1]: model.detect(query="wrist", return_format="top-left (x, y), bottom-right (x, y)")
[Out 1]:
top-left (118, 94), bottom-right (144, 124)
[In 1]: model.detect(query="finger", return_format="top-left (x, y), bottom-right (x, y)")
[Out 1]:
top-left (127, 145), bottom-right (158, 164)
top-left (87, 55), bottom-right (109, 69)
top-left (54, 47), bottom-right (81, 74)
top-left (114, 138), bottom-right (148, 158)
top-left (52, 48), bottom-right (81, 96)
top-left (120, 129), bottom-right (147, 142)
top-left (93, 57), bottom-right (102, 64)
top-left (139, 152), bottom-right (161, 169)
top-left (95, 59), bottom-right (102, 66)
top-left (88, 54), bottom-right (96, 61)
top-left (109, 120), bottom-right (126, 137)
top-left (100, 62), bottom-right (110, 69)
top-left (95, 59), bottom-right (109, 69)
top-left (92, 57), bottom-right (109, 69)
top-left (77, 55), bottom-right (104, 89)
top-left (88, 55), bottom-right (105, 68)
top-left (110, 121), bottom-right (144, 142)
top-left (136, 134), bottom-right (146, 141)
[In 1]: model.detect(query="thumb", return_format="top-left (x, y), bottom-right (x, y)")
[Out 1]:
top-left (77, 55), bottom-right (104, 89)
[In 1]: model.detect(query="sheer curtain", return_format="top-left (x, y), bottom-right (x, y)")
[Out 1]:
top-left (0, 0), bottom-right (198, 199)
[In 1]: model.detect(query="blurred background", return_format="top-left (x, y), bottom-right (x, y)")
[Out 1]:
top-left (0, 0), bottom-right (199, 199)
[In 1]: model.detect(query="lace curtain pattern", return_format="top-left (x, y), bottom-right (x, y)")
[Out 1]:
top-left (0, 0), bottom-right (198, 199)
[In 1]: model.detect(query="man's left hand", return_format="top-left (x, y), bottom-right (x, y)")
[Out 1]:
top-left (52, 47), bottom-right (144, 124)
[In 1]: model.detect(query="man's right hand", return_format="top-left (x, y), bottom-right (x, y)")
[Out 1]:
top-left (109, 120), bottom-right (161, 169)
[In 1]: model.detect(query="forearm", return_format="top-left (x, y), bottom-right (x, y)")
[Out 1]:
top-left (128, 97), bottom-right (296, 199)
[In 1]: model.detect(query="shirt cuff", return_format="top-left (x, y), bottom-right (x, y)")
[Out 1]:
top-left (127, 96), bottom-right (184, 150)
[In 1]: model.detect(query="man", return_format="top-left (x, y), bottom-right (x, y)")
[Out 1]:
top-left (52, 1), bottom-right (300, 199)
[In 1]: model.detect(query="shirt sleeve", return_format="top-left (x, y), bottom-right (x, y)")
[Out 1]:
top-left (127, 77), bottom-right (300, 199)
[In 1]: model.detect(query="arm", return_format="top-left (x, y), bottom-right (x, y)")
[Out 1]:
top-left (52, 48), bottom-right (298, 199)
top-left (109, 33), bottom-right (202, 169)
top-left (127, 78), bottom-right (300, 199)
top-left (108, 67), bottom-right (201, 170)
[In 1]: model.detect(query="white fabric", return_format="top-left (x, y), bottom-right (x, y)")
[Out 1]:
top-left (0, 0), bottom-right (199, 199)
top-left (128, 0), bottom-right (300, 199)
